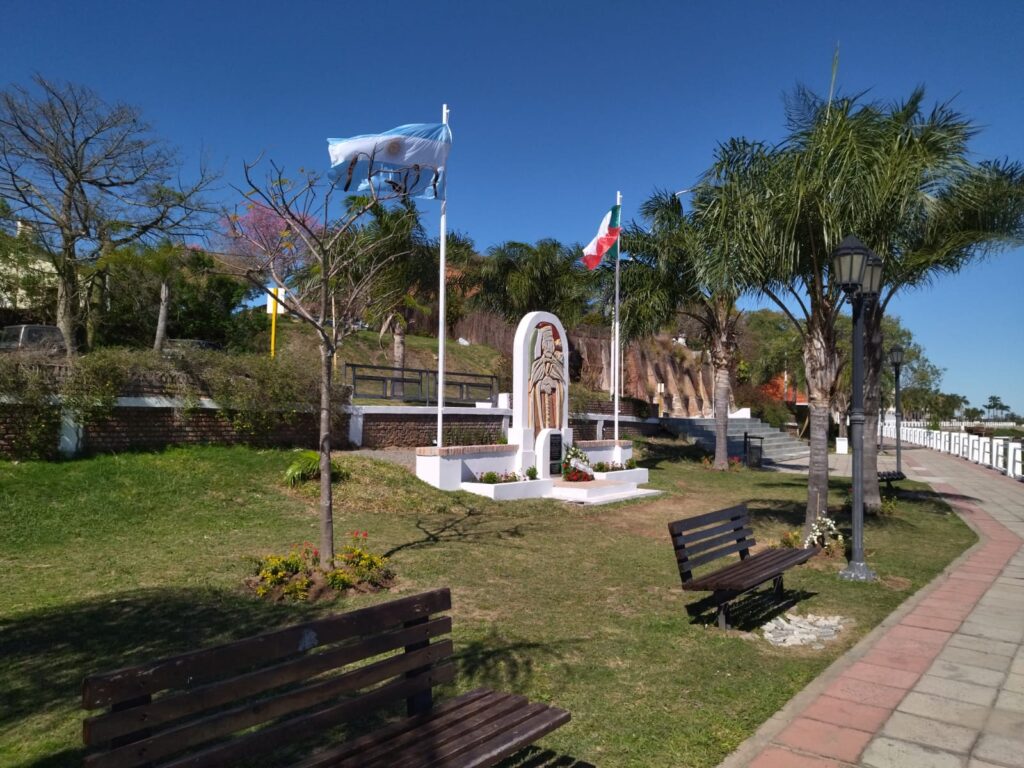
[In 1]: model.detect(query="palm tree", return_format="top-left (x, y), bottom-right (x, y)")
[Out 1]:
top-left (473, 239), bottom-right (594, 329)
top-left (626, 186), bottom-right (759, 469)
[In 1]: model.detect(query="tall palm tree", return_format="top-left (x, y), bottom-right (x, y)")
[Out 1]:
top-left (626, 186), bottom-right (760, 469)
top-left (473, 239), bottom-right (594, 329)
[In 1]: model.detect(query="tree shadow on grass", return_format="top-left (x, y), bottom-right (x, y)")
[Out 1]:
top-left (384, 504), bottom-right (527, 559)
top-left (453, 629), bottom-right (580, 692)
top-left (635, 440), bottom-right (709, 471)
top-left (1, 587), bottom-right (314, 767)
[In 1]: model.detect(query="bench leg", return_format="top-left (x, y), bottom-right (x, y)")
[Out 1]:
top-left (717, 602), bottom-right (731, 630)
top-left (773, 575), bottom-right (783, 598)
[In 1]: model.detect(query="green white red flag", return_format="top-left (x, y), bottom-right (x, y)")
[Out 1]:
top-left (581, 204), bottom-right (622, 270)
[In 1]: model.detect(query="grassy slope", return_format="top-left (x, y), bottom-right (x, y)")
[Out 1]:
top-left (276, 319), bottom-right (504, 376)
top-left (0, 443), bottom-right (975, 767)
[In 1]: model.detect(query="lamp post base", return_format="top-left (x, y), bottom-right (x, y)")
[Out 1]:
top-left (839, 561), bottom-right (877, 582)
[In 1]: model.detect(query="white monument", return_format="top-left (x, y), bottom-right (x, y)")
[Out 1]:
top-left (509, 312), bottom-right (572, 479)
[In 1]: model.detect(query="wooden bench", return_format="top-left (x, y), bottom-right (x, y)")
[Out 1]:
top-left (81, 588), bottom-right (569, 768)
top-left (877, 470), bottom-right (906, 491)
top-left (668, 504), bottom-right (817, 629)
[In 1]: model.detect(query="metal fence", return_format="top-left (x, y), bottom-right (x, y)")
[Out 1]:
top-left (346, 364), bottom-right (498, 406)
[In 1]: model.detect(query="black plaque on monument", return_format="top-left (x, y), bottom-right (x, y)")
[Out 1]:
top-left (549, 433), bottom-right (562, 476)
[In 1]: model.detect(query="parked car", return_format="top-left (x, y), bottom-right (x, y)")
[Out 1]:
top-left (0, 324), bottom-right (66, 355)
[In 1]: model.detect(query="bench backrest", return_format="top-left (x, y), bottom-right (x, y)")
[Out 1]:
top-left (81, 588), bottom-right (453, 768)
top-left (667, 504), bottom-right (754, 582)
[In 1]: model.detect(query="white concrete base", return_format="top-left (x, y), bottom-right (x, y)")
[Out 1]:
top-left (592, 468), bottom-right (649, 484)
top-left (460, 479), bottom-right (554, 500)
top-left (548, 479), bottom-right (661, 505)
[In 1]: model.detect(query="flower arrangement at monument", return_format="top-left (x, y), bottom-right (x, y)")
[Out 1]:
top-left (562, 445), bottom-right (594, 482)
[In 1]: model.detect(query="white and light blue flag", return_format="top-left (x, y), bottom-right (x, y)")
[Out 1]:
top-left (327, 123), bottom-right (452, 200)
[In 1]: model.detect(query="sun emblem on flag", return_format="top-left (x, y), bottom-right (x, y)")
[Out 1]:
top-left (384, 139), bottom-right (404, 157)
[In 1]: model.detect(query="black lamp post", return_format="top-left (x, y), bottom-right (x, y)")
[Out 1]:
top-left (889, 345), bottom-right (904, 476)
top-left (833, 235), bottom-right (880, 582)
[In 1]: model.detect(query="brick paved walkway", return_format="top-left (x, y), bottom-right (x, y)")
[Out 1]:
top-left (720, 447), bottom-right (1024, 768)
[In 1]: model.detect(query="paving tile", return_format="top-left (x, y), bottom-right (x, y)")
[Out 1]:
top-left (844, 661), bottom-right (921, 690)
top-left (973, 733), bottom-right (1024, 767)
top-left (886, 624), bottom-right (955, 647)
top-left (823, 677), bottom-right (909, 709)
top-left (861, 648), bottom-right (936, 674)
top-left (881, 711), bottom-right (978, 753)
top-left (995, 689), bottom-right (1024, 713)
top-left (940, 645), bottom-right (1016, 671)
top-left (749, 746), bottom-right (842, 768)
top-left (860, 735), bottom-right (966, 768)
top-left (902, 613), bottom-right (964, 633)
top-left (1003, 672), bottom-right (1024, 693)
top-left (927, 659), bottom-right (1008, 688)
top-left (948, 633), bottom-right (1019, 658)
top-left (897, 691), bottom-right (989, 729)
top-left (801, 695), bottom-right (893, 732)
top-left (775, 717), bottom-right (872, 762)
top-left (1012, 656), bottom-right (1024, 675)
top-left (968, 759), bottom-right (1012, 768)
top-left (960, 623), bottom-right (1024, 643)
top-left (984, 708), bottom-right (1024, 738)
top-left (914, 675), bottom-right (999, 706)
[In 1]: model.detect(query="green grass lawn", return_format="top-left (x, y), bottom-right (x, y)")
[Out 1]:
top-left (0, 441), bottom-right (975, 767)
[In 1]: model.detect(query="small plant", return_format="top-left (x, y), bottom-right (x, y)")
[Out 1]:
top-left (525, 465), bottom-right (538, 480)
top-left (878, 496), bottom-right (899, 517)
top-left (250, 533), bottom-right (393, 601)
top-left (476, 470), bottom-right (522, 484)
top-left (625, 457), bottom-right (637, 469)
top-left (728, 455), bottom-right (744, 472)
top-left (779, 530), bottom-right (803, 549)
top-left (283, 450), bottom-right (349, 488)
top-left (592, 461), bottom-right (608, 473)
top-left (804, 513), bottom-right (844, 555)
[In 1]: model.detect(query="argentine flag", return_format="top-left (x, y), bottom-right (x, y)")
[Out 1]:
top-left (327, 123), bottom-right (452, 200)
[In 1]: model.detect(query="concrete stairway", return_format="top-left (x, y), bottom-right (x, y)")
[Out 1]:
top-left (661, 417), bottom-right (810, 463)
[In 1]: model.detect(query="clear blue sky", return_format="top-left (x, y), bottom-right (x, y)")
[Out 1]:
top-left (3, 0), bottom-right (1022, 411)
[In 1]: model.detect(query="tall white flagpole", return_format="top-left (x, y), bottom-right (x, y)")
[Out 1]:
top-left (436, 103), bottom-right (449, 448)
top-left (614, 190), bottom-right (622, 443)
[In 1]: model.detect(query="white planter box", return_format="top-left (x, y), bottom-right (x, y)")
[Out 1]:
top-left (460, 479), bottom-right (554, 500)
top-left (592, 468), bottom-right (649, 484)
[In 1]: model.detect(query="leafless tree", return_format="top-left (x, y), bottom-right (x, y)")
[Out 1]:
top-left (222, 160), bottom-right (417, 569)
top-left (0, 75), bottom-right (216, 352)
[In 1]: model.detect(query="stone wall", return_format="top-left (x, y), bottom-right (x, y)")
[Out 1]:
top-left (82, 408), bottom-right (320, 454)
top-left (360, 412), bottom-right (504, 449)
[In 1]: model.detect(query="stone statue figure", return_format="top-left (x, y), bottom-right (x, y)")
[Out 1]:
top-left (528, 325), bottom-right (565, 432)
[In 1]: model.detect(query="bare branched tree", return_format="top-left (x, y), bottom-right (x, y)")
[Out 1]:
top-left (0, 76), bottom-right (216, 352)
top-left (222, 161), bottom-right (418, 568)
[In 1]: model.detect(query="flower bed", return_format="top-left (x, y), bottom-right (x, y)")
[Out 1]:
top-left (246, 533), bottom-right (394, 602)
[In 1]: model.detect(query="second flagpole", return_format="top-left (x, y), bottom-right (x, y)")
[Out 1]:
top-left (613, 190), bottom-right (622, 445)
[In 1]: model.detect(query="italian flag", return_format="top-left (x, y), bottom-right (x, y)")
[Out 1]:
top-left (581, 205), bottom-right (621, 270)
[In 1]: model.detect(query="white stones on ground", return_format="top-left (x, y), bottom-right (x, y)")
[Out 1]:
top-left (762, 613), bottom-right (847, 647)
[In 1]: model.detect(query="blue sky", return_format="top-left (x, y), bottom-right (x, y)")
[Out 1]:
top-left (3, 0), bottom-right (1022, 411)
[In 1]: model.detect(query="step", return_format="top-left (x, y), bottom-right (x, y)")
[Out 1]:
top-left (547, 480), bottom-right (662, 505)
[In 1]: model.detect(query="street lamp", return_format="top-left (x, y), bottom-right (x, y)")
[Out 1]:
top-left (889, 345), bottom-right (904, 476)
top-left (832, 235), bottom-right (880, 582)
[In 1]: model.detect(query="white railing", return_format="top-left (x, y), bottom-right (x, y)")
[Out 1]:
top-left (881, 423), bottom-right (1024, 481)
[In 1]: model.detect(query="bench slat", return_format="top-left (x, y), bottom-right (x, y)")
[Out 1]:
top-left (141, 664), bottom-right (456, 768)
top-left (687, 548), bottom-right (815, 592)
top-left (84, 642), bottom-right (453, 768)
top-left (83, 588), bottom-right (452, 709)
top-left (667, 504), bottom-right (746, 536)
top-left (290, 689), bottom-right (501, 768)
top-left (672, 516), bottom-right (749, 546)
top-left (84, 616), bottom-right (453, 745)
top-left (432, 705), bottom-right (572, 768)
top-left (361, 701), bottom-right (565, 768)
top-left (674, 527), bottom-right (754, 560)
top-left (338, 692), bottom-right (532, 767)
top-left (677, 540), bottom-right (750, 573)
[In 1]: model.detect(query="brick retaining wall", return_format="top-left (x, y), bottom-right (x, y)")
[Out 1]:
top-left (360, 413), bottom-right (504, 449)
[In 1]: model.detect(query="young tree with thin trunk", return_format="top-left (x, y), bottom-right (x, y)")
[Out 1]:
top-left (0, 76), bottom-right (215, 353)
top-left (222, 162), bottom-right (415, 570)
